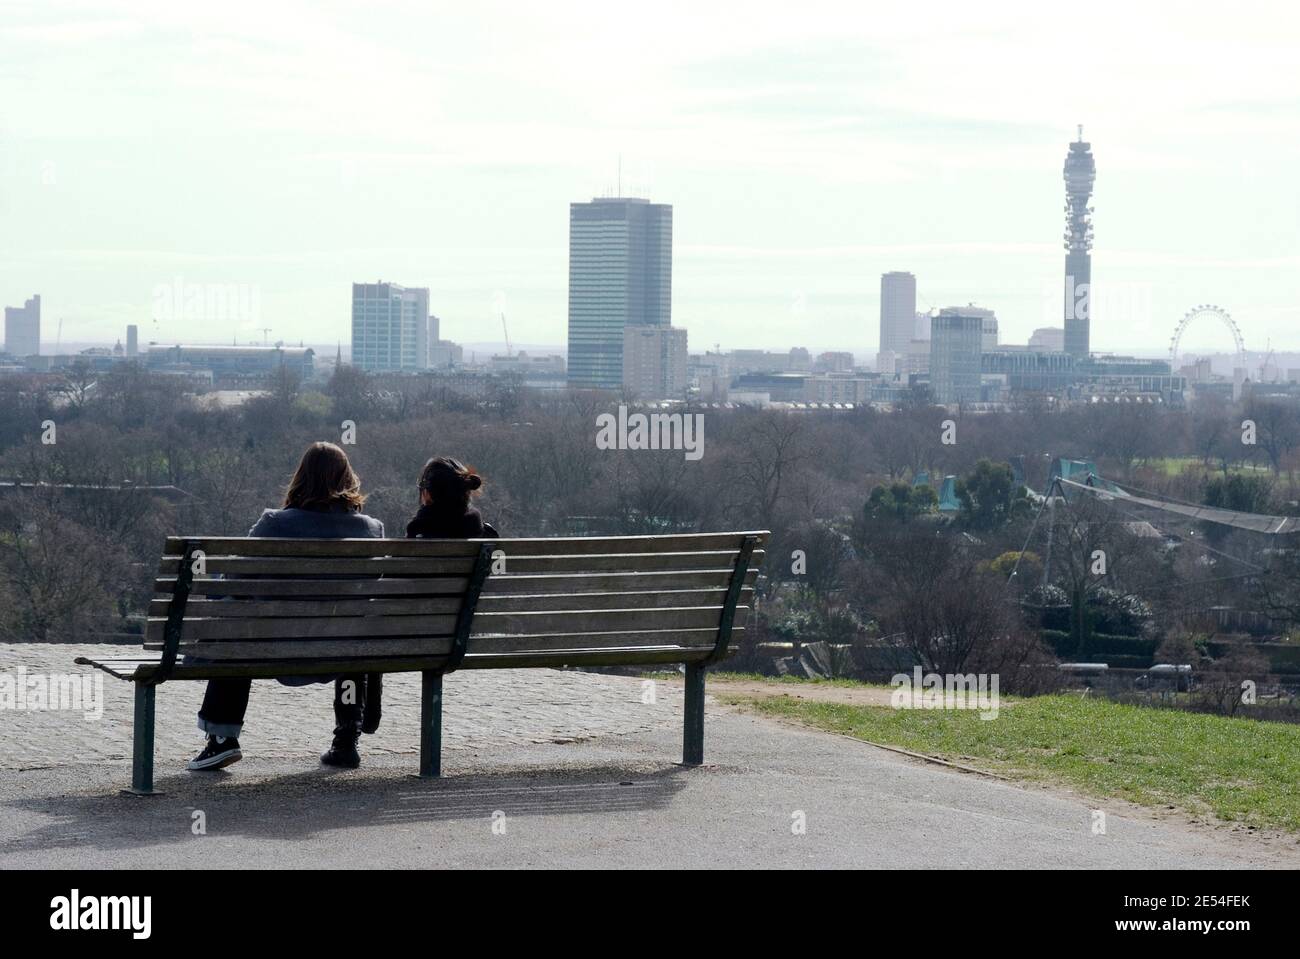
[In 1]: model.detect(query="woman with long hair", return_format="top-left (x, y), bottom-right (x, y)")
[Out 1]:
top-left (186, 442), bottom-right (385, 772)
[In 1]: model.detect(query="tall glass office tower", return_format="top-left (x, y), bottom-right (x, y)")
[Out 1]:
top-left (566, 197), bottom-right (672, 390)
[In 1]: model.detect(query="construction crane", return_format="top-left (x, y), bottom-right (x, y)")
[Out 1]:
top-left (258, 327), bottom-right (273, 346)
top-left (500, 312), bottom-right (512, 357)
top-left (1259, 340), bottom-right (1275, 384)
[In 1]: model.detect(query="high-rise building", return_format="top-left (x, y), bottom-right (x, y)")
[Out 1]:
top-left (1063, 127), bottom-right (1096, 358)
top-left (622, 325), bottom-right (688, 400)
top-left (878, 272), bottom-right (916, 371)
top-left (428, 314), bottom-right (440, 357)
top-left (350, 282), bottom-right (429, 372)
top-left (3, 294), bottom-right (40, 357)
top-left (567, 197), bottom-right (672, 390)
top-left (126, 324), bottom-right (139, 357)
top-left (930, 307), bottom-right (984, 405)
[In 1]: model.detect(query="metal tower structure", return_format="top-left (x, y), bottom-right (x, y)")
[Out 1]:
top-left (1062, 125), bottom-right (1096, 359)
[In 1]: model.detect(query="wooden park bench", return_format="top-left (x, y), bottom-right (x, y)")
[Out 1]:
top-left (76, 531), bottom-right (768, 794)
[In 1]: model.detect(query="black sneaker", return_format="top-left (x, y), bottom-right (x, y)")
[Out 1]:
top-left (187, 736), bottom-right (242, 771)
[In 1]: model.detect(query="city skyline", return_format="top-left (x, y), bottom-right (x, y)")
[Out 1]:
top-left (2, 2), bottom-right (1299, 357)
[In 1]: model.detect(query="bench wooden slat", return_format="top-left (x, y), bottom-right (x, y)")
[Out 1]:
top-left (471, 606), bottom-right (745, 635)
top-left (158, 557), bottom-right (476, 576)
top-left (146, 638), bottom-right (455, 660)
top-left (496, 550), bottom-right (762, 574)
top-left (481, 568), bottom-right (759, 595)
top-left (149, 597), bottom-right (465, 618)
top-left (157, 550), bottom-right (762, 577)
top-left (144, 614), bottom-right (457, 643)
top-left (470, 533), bottom-right (766, 556)
top-left (477, 587), bottom-right (752, 612)
top-left (156, 577), bottom-right (472, 597)
top-left (156, 569), bottom-right (758, 600)
top-left (467, 628), bottom-right (742, 655)
top-left (154, 646), bottom-right (717, 679)
top-left (164, 537), bottom-right (482, 558)
top-left (163, 532), bottom-right (766, 558)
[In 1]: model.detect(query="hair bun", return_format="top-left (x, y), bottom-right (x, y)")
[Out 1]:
top-left (465, 473), bottom-right (483, 491)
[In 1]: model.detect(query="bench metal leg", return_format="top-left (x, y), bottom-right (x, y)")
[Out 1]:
top-left (127, 682), bottom-right (157, 795)
top-left (419, 671), bottom-right (443, 778)
top-left (683, 662), bottom-right (705, 766)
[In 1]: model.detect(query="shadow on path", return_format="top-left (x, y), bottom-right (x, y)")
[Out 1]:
top-left (1, 762), bottom-right (693, 856)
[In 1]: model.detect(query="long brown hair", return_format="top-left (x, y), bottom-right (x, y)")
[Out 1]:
top-left (283, 442), bottom-right (366, 512)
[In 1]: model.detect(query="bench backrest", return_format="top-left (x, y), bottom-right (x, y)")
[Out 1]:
top-left (149, 532), bottom-right (767, 674)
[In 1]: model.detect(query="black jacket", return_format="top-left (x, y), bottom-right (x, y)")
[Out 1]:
top-left (405, 505), bottom-right (498, 540)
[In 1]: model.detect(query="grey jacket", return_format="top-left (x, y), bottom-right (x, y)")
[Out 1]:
top-left (248, 506), bottom-right (385, 539)
top-left (246, 505), bottom-right (383, 686)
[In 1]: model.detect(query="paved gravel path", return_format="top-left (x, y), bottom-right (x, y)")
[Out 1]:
top-left (3, 646), bottom-right (1296, 869)
top-left (1, 644), bottom-right (680, 769)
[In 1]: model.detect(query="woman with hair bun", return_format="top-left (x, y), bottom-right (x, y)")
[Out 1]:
top-left (339, 458), bottom-right (499, 744)
top-left (406, 457), bottom-right (499, 539)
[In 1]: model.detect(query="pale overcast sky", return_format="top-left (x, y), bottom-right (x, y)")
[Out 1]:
top-left (2, 0), bottom-right (1298, 358)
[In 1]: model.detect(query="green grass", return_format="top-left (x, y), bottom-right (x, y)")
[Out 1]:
top-left (637, 670), bottom-right (886, 689)
top-left (725, 691), bottom-right (1300, 833)
top-left (1146, 456), bottom-right (1270, 477)
top-left (712, 671), bottom-right (886, 689)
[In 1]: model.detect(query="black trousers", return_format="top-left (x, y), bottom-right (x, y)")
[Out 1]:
top-left (197, 674), bottom-right (368, 738)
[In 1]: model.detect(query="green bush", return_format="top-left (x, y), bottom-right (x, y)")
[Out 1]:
top-left (1042, 630), bottom-right (1159, 663)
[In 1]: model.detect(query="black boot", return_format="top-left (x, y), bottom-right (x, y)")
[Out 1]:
top-left (362, 672), bottom-right (383, 734)
top-left (321, 723), bottom-right (361, 768)
top-left (324, 676), bottom-right (365, 768)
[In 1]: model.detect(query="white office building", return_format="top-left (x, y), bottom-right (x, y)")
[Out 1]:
top-left (351, 282), bottom-right (430, 372)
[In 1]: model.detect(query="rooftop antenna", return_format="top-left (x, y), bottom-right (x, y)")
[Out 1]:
top-left (1077, 123), bottom-right (1084, 142)
top-left (617, 154), bottom-right (621, 197)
